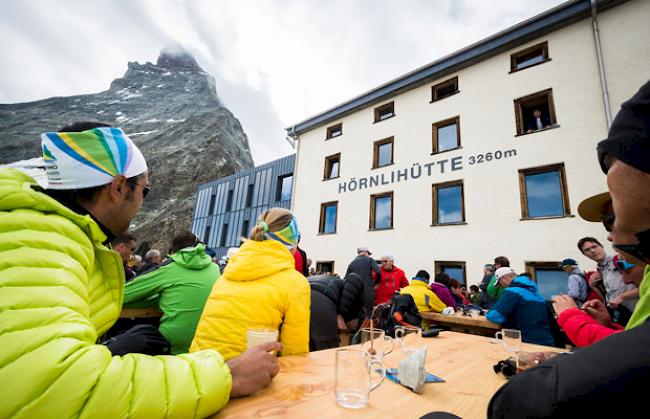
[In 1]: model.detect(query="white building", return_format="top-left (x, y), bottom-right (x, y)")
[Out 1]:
top-left (287, 0), bottom-right (650, 297)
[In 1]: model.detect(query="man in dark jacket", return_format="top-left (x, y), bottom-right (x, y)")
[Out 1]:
top-left (486, 267), bottom-right (553, 346)
top-left (308, 274), bottom-right (344, 351)
top-left (341, 247), bottom-right (381, 328)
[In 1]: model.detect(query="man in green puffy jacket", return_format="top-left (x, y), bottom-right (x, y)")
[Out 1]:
top-left (124, 231), bottom-right (220, 354)
top-left (0, 122), bottom-right (281, 418)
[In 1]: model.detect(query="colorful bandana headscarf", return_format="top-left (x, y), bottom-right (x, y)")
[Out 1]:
top-left (41, 127), bottom-right (147, 189)
top-left (264, 216), bottom-right (300, 249)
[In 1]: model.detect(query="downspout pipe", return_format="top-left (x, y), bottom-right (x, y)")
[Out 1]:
top-left (591, 0), bottom-right (613, 129)
top-left (287, 126), bottom-right (300, 213)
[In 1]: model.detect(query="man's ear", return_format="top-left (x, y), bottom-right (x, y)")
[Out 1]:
top-left (108, 176), bottom-right (128, 202)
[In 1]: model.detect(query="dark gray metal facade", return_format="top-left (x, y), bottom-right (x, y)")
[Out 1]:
top-left (191, 154), bottom-right (295, 258)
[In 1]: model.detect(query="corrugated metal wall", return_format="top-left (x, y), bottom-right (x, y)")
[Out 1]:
top-left (191, 154), bottom-right (295, 259)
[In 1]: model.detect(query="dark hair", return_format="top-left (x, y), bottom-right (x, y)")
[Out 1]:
top-left (112, 231), bottom-right (136, 246)
top-left (448, 279), bottom-right (462, 289)
top-left (59, 121), bottom-right (111, 132)
top-left (434, 272), bottom-right (451, 286)
top-left (171, 230), bottom-right (199, 253)
top-left (494, 256), bottom-right (510, 267)
top-left (484, 264), bottom-right (496, 273)
top-left (470, 285), bottom-right (480, 292)
top-left (578, 237), bottom-right (603, 253)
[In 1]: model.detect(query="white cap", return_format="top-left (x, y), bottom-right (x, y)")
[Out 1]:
top-left (357, 246), bottom-right (372, 255)
top-left (495, 267), bottom-right (517, 280)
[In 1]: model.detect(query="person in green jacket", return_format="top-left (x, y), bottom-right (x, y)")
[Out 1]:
top-left (0, 122), bottom-right (280, 419)
top-left (124, 231), bottom-right (220, 354)
top-left (486, 256), bottom-right (510, 301)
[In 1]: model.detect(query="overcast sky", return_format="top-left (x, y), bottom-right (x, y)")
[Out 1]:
top-left (1, 0), bottom-right (564, 164)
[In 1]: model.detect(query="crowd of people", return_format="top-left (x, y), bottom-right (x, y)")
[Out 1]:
top-left (1, 80), bottom-right (649, 417)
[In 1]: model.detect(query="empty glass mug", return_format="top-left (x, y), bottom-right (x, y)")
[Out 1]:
top-left (359, 328), bottom-right (394, 362)
top-left (335, 348), bottom-right (385, 409)
top-left (394, 325), bottom-right (423, 355)
top-left (495, 329), bottom-right (522, 353)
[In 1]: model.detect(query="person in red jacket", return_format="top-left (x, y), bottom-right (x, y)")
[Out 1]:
top-left (375, 255), bottom-right (409, 305)
top-left (552, 259), bottom-right (644, 347)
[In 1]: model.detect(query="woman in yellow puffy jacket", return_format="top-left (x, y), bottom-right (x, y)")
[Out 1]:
top-left (191, 207), bottom-right (310, 360)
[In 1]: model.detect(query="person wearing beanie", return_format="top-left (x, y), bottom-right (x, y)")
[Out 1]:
top-left (0, 122), bottom-right (279, 418)
top-left (400, 270), bottom-right (447, 329)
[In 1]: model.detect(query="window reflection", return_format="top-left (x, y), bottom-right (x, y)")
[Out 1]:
top-left (438, 185), bottom-right (463, 223)
top-left (374, 196), bottom-right (392, 229)
top-left (525, 171), bottom-right (563, 217)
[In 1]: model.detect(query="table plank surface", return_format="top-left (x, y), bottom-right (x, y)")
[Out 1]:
top-left (216, 331), bottom-right (560, 419)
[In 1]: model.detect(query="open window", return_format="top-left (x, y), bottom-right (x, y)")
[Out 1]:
top-left (326, 123), bottom-right (343, 140)
top-left (324, 153), bottom-right (341, 180)
top-left (374, 101), bottom-right (395, 122)
top-left (316, 261), bottom-right (335, 274)
top-left (514, 89), bottom-right (557, 136)
top-left (511, 42), bottom-right (550, 73)
top-left (431, 77), bottom-right (459, 102)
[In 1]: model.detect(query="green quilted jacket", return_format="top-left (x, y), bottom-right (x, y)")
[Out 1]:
top-left (0, 169), bottom-right (231, 418)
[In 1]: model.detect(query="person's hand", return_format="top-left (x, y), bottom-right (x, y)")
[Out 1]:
top-left (337, 314), bottom-right (348, 331)
top-left (589, 272), bottom-right (602, 286)
top-left (582, 300), bottom-right (613, 327)
top-left (227, 341), bottom-right (283, 398)
top-left (609, 295), bottom-right (623, 309)
top-left (552, 294), bottom-right (577, 316)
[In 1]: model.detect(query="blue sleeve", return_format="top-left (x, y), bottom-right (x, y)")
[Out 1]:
top-left (487, 290), bottom-right (519, 324)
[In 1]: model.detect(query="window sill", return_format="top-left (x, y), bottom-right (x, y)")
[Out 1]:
top-left (368, 227), bottom-right (394, 232)
top-left (430, 90), bottom-right (460, 103)
top-left (371, 163), bottom-right (394, 170)
top-left (430, 222), bottom-right (467, 227)
top-left (325, 134), bottom-right (342, 141)
top-left (431, 146), bottom-right (463, 156)
top-left (373, 114), bottom-right (396, 124)
top-left (509, 58), bottom-right (552, 74)
top-left (520, 214), bottom-right (574, 221)
top-left (317, 232), bottom-right (337, 236)
top-left (515, 124), bottom-right (560, 137)
top-left (322, 176), bottom-right (340, 181)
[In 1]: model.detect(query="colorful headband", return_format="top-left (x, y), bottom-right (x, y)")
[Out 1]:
top-left (257, 221), bottom-right (269, 232)
top-left (41, 127), bottom-right (147, 189)
top-left (264, 217), bottom-right (300, 249)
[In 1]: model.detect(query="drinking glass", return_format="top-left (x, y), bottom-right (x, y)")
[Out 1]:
top-left (335, 348), bottom-right (385, 409)
top-left (246, 328), bottom-right (278, 350)
top-left (394, 325), bottom-right (423, 355)
top-left (495, 329), bottom-right (522, 353)
top-left (358, 328), bottom-right (394, 362)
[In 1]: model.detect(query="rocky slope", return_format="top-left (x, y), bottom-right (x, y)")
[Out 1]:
top-left (0, 49), bottom-right (254, 250)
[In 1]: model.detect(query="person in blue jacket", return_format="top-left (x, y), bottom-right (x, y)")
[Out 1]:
top-left (486, 267), bottom-right (554, 346)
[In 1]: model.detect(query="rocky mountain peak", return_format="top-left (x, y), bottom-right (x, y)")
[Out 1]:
top-left (156, 47), bottom-right (203, 71)
top-left (0, 48), bottom-right (254, 250)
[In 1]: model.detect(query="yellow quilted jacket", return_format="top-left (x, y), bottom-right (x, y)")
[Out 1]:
top-left (400, 280), bottom-right (447, 328)
top-left (0, 169), bottom-right (231, 418)
top-left (191, 239), bottom-right (310, 360)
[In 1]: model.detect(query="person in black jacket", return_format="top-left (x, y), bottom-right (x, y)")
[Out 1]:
top-left (340, 247), bottom-right (382, 329)
top-left (308, 274), bottom-right (344, 351)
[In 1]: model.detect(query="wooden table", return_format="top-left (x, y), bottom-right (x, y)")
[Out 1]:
top-left (119, 308), bottom-right (163, 319)
top-left (421, 312), bottom-right (501, 337)
top-left (216, 331), bottom-right (560, 419)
